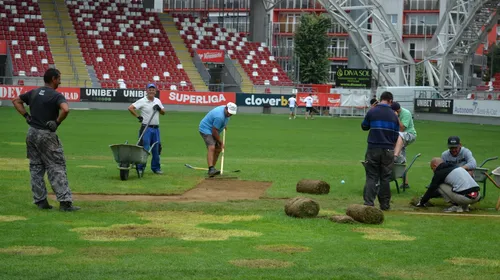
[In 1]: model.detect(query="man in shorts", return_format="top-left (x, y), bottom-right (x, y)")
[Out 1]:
top-left (391, 102), bottom-right (417, 188)
top-left (288, 95), bottom-right (297, 119)
top-left (304, 94), bottom-right (314, 119)
top-left (199, 102), bottom-right (237, 177)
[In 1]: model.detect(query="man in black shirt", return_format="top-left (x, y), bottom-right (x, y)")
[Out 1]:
top-left (12, 68), bottom-right (80, 212)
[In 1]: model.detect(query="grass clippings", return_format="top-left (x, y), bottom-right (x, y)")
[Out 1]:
top-left (446, 257), bottom-right (500, 267)
top-left (352, 227), bottom-right (416, 241)
top-left (71, 211), bottom-right (262, 242)
top-left (0, 158), bottom-right (28, 171)
top-left (256, 244), bottom-right (311, 254)
top-left (330, 215), bottom-right (357, 224)
top-left (229, 259), bottom-right (294, 269)
top-left (0, 246), bottom-right (63, 256)
top-left (318, 210), bottom-right (343, 216)
top-left (0, 215), bottom-right (27, 222)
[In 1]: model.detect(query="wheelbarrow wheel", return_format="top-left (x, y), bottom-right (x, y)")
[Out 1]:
top-left (119, 163), bottom-right (130, 181)
top-left (120, 169), bottom-right (129, 181)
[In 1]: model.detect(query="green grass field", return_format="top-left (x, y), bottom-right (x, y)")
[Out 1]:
top-left (0, 107), bottom-right (500, 280)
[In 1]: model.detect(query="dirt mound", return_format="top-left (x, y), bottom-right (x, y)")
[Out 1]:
top-left (51, 179), bottom-right (272, 203)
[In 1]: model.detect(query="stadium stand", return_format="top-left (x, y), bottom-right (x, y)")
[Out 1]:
top-left (66, 0), bottom-right (193, 90)
top-left (172, 13), bottom-right (293, 87)
top-left (0, 0), bottom-right (53, 79)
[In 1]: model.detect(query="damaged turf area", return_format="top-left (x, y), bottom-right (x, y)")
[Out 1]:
top-left (71, 211), bottom-right (262, 242)
top-left (352, 227), bottom-right (416, 241)
top-left (54, 179), bottom-right (272, 203)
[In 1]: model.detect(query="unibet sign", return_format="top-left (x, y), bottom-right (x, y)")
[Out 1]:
top-left (236, 94), bottom-right (289, 107)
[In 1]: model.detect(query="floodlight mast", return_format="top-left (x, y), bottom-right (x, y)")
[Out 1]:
top-left (316, 0), bottom-right (416, 87)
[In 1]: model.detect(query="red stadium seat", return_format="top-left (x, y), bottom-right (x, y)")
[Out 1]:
top-left (0, 0), bottom-right (53, 77)
top-left (65, 0), bottom-right (192, 89)
top-left (172, 13), bottom-right (293, 87)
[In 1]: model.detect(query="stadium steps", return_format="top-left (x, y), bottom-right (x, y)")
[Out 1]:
top-left (39, 0), bottom-right (89, 87)
top-left (54, 0), bottom-right (91, 87)
top-left (233, 61), bottom-right (256, 93)
top-left (158, 13), bottom-right (208, 92)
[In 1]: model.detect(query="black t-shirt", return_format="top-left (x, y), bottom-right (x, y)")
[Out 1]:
top-left (20, 86), bottom-right (67, 130)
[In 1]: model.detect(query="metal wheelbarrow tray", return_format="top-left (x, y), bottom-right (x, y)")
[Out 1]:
top-left (110, 142), bottom-right (157, 180)
top-left (109, 110), bottom-right (160, 181)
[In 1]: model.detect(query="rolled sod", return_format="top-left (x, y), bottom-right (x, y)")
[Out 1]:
top-left (296, 179), bottom-right (330, 195)
top-left (284, 197), bottom-right (320, 218)
top-left (329, 215), bottom-right (357, 224)
top-left (346, 204), bottom-right (384, 224)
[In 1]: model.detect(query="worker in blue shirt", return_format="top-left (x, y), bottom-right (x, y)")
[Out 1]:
top-left (199, 102), bottom-right (237, 176)
top-left (361, 91), bottom-right (400, 210)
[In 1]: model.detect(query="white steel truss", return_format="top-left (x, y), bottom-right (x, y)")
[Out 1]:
top-left (261, 0), bottom-right (286, 11)
top-left (424, 0), bottom-right (500, 92)
top-left (317, 0), bottom-right (416, 86)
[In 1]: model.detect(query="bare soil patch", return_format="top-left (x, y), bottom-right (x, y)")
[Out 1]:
top-left (59, 179), bottom-right (272, 203)
top-left (70, 211), bottom-right (262, 242)
top-left (229, 259), bottom-right (294, 268)
top-left (353, 227), bottom-right (416, 241)
top-left (255, 244), bottom-right (311, 254)
top-left (0, 246), bottom-right (62, 255)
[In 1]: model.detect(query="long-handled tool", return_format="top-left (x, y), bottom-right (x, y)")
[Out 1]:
top-left (220, 129), bottom-right (226, 175)
top-left (482, 171), bottom-right (500, 211)
top-left (184, 164), bottom-right (241, 173)
top-left (137, 110), bottom-right (158, 146)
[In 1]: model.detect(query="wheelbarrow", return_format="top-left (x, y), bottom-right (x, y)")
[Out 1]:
top-left (471, 156), bottom-right (498, 200)
top-left (109, 110), bottom-right (158, 181)
top-left (361, 153), bottom-right (421, 194)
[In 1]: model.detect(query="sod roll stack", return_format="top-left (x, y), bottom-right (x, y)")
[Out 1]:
top-left (346, 204), bottom-right (384, 224)
top-left (285, 197), bottom-right (320, 218)
top-left (296, 179), bottom-right (330, 195)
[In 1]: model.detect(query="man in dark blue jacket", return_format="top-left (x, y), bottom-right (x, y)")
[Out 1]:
top-left (361, 91), bottom-right (400, 210)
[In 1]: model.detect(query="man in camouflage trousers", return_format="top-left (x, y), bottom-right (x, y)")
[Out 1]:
top-left (12, 68), bottom-right (80, 211)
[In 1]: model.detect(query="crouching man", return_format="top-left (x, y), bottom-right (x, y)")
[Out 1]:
top-left (415, 157), bottom-right (480, 213)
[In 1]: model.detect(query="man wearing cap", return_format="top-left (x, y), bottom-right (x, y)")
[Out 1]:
top-left (369, 98), bottom-right (379, 109)
top-left (128, 83), bottom-right (165, 176)
top-left (441, 136), bottom-right (477, 175)
top-left (199, 102), bottom-right (237, 177)
top-left (392, 102), bottom-right (417, 163)
top-left (391, 102), bottom-right (417, 189)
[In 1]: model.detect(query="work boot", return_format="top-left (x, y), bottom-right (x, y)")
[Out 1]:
top-left (208, 167), bottom-right (221, 177)
top-left (443, 205), bottom-right (463, 213)
top-left (59, 201), bottom-right (81, 212)
top-left (36, 199), bottom-right (53, 210)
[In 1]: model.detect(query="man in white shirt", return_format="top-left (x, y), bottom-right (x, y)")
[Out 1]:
top-left (304, 94), bottom-right (314, 120)
top-left (128, 83), bottom-right (165, 176)
top-left (288, 95), bottom-right (297, 119)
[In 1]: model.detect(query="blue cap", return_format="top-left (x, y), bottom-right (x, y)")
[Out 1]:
top-left (147, 83), bottom-right (157, 89)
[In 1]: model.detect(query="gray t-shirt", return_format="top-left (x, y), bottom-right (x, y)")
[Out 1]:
top-left (20, 86), bottom-right (67, 130)
top-left (441, 147), bottom-right (477, 169)
top-left (445, 167), bottom-right (479, 193)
